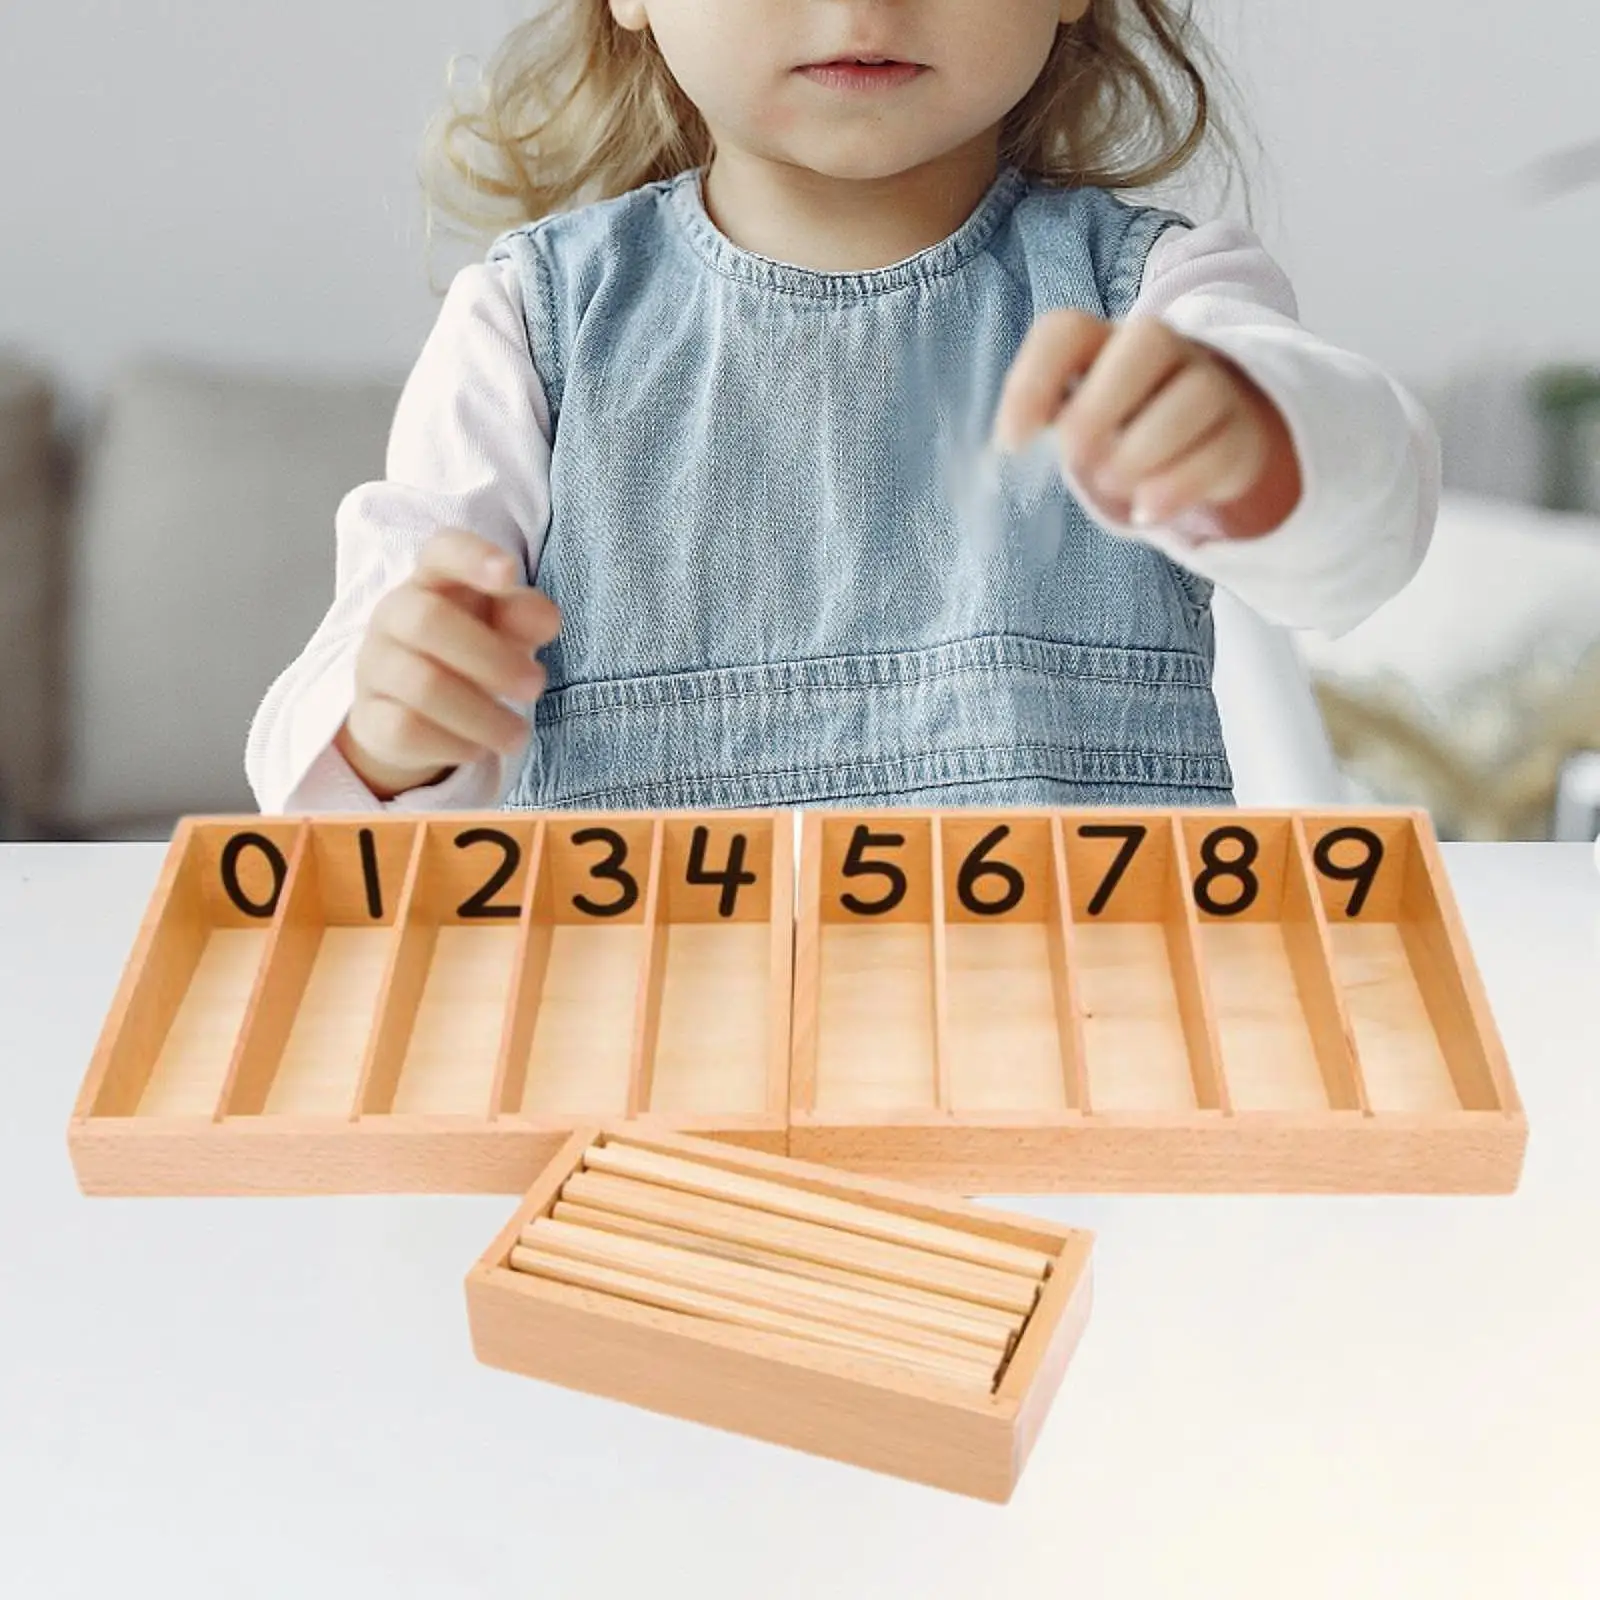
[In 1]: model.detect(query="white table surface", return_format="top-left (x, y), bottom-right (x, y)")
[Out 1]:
top-left (2, 841), bottom-right (1597, 1600)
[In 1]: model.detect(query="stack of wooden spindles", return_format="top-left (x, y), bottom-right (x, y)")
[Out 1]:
top-left (509, 1140), bottom-right (1053, 1391)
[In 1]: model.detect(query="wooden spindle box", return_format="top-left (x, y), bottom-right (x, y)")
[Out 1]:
top-left (465, 1125), bottom-right (1095, 1502)
top-left (68, 805), bottom-right (1525, 1196)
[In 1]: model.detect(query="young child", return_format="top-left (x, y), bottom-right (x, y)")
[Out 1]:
top-left (246, 0), bottom-right (1438, 817)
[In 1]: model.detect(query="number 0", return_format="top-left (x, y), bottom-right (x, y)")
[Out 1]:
top-left (219, 832), bottom-right (287, 918)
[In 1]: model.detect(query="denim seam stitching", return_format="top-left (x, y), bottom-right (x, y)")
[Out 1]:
top-left (534, 660), bottom-right (1216, 726)
top-left (524, 627), bottom-right (1209, 704)
top-left (536, 660), bottom-right (1213, 721)
top-left (524, 742), bottom-right (1234, 809)
top-left (601, 742), bottom-right (1235, 783)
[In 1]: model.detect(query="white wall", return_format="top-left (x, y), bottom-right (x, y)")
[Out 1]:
top-left (0, 1), bottom-right (523, 418)
top-left (1206, 0), bottom-right (1598, 377)
top-left (3, 1), bottom-right (1598, 441)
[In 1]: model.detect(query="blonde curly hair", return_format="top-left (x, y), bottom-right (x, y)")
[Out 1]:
top-left (418, 1), bottom-right (1242, 270)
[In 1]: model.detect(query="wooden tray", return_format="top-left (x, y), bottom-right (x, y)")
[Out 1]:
top-left (69, 810), bottom-right (792, 1194)
top-left (791, 807), bottom-right (1525, 1191)
top-left (67, 805), bottom-right (1525, 1196)
top-left (464, 1125), bottom-right (1094, 1502)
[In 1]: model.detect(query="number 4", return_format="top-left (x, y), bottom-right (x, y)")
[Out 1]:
top-left (686, 826), bottom-right (756, 918)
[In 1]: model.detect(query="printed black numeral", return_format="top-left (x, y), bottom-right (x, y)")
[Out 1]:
top-left (455, 827), bottom-right (522, 919)
top-left (1078, 823), bottom-right (1147, 916)
top-left (219, 831), bottom-right (288, 919)
top-left (1193, 825), bottom-right (1260, 916)
top-left (955, 825), bottom-right (1026, 916)
top-left (358, 827), bottom-right (383, 920)
top-left (571, 826), bottom-right (639, 917)
top-left (685, 826), bottom-right (756, 919)
top-left (839, 825), bottom-right (908, 916)
top-left (1312, 826), bottom-right (1385, 918)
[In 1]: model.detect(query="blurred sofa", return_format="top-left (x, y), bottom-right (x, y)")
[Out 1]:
top-left (1, 347), bottom-right (1356, 842)
top-left (1299, 492), bottom-right (1600, 840)
top-left (0, 350), bottom-right (401, 839)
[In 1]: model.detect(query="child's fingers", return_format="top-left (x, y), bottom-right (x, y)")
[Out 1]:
top-left (378, 583), bottom-right (546, 703)
top-left (991, 310), bottom-right (1113, 452)
top-left (346, 695), bottom-right (490, 772)
top-left (1092, 361), bottom-right (1238, 498)
top-left (1132, 415), bottom-right (1267, 524)
top-left (414, 526), bottom-right (524, 595)
top-left (490, 586), bottom-right (563, 649)
top-left (359, 632), bottom-right (534, 754)
top-left (1053, 317), bottom-right (1189, 476)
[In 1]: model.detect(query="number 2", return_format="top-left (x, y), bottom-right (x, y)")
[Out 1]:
top-left (455, 828), bottom-right (521, 919)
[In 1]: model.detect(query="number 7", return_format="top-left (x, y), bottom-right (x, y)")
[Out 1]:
top-left (1076, 823), bottom-right (1147, 916)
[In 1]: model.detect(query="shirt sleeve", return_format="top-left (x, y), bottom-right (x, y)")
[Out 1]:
top-left (1066, 218), bottom-right (1441, 640)
top-left (243, 257), bottom-right (555, 813)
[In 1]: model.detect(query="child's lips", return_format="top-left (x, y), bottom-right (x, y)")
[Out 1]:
top-left (795, 59), bottom-right (928, 90)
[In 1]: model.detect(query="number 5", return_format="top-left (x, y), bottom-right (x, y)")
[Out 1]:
top-left (840, 826), bottom-right (908, 916)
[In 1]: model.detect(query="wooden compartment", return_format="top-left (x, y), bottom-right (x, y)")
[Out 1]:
top-left (1174, 813), bottom-right (1360, 1115)
top-left (69, 810), bottom-right (792, 1195)
top-left (791, 807), bottom-right (1526, 1193)
top-left (1060, 812), bottom-right (1222, 1117)
top-left (464, 1126), bottom-right (1094, 1502)
top-left (638, 812), bottom-right (792, 1127)
top-left (357, 817), bottom-right (539, 1120)
top-left (1299, 812), bottom-right (1523, 1126)
top-left (800, 810), bottom-right (939, 1116)
top-left (70, 819), bottom-right (306, 1124)
top-left (219, 820), bottom-right (420, 1120)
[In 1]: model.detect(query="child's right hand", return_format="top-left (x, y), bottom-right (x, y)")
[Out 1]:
top-left (335, 527), bottom-right (561, 800)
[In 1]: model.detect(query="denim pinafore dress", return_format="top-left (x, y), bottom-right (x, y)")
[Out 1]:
top-left (486, 163), bottom-right (1234, 811)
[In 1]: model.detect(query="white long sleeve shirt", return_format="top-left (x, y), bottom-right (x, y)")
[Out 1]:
top-left (244, 218), bottom-right (1440, 815)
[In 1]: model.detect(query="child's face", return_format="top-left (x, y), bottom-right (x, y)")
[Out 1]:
top-left (610, 0), bottom-right (1088, 180)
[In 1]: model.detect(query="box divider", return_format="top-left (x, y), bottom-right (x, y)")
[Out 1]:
top-left (766, 812), bottom-right (798, 1125)
top-left (350, 822), bottom-right (433, 1118)
top-left (625, 816), bottom-right (669, 1119)
top-left (213, 821), bottom-right (318, 1119)
top-left (1162, 816), bottom-right (1231, 1114)
top-left (1046, 814), bottom-right (1092, 1114)
top-left (1286, 817), bottom-right (1370, 1113)
top-left (789, 811), bottom-right (824, 1119)
top-left (928, 815), bottom-right (952, 1116)
top-left (487, 820), bottom-right (552, 1118)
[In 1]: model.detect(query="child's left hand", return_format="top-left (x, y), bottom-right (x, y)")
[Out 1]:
top-left (991, 310), bottom-right (1302, 539)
